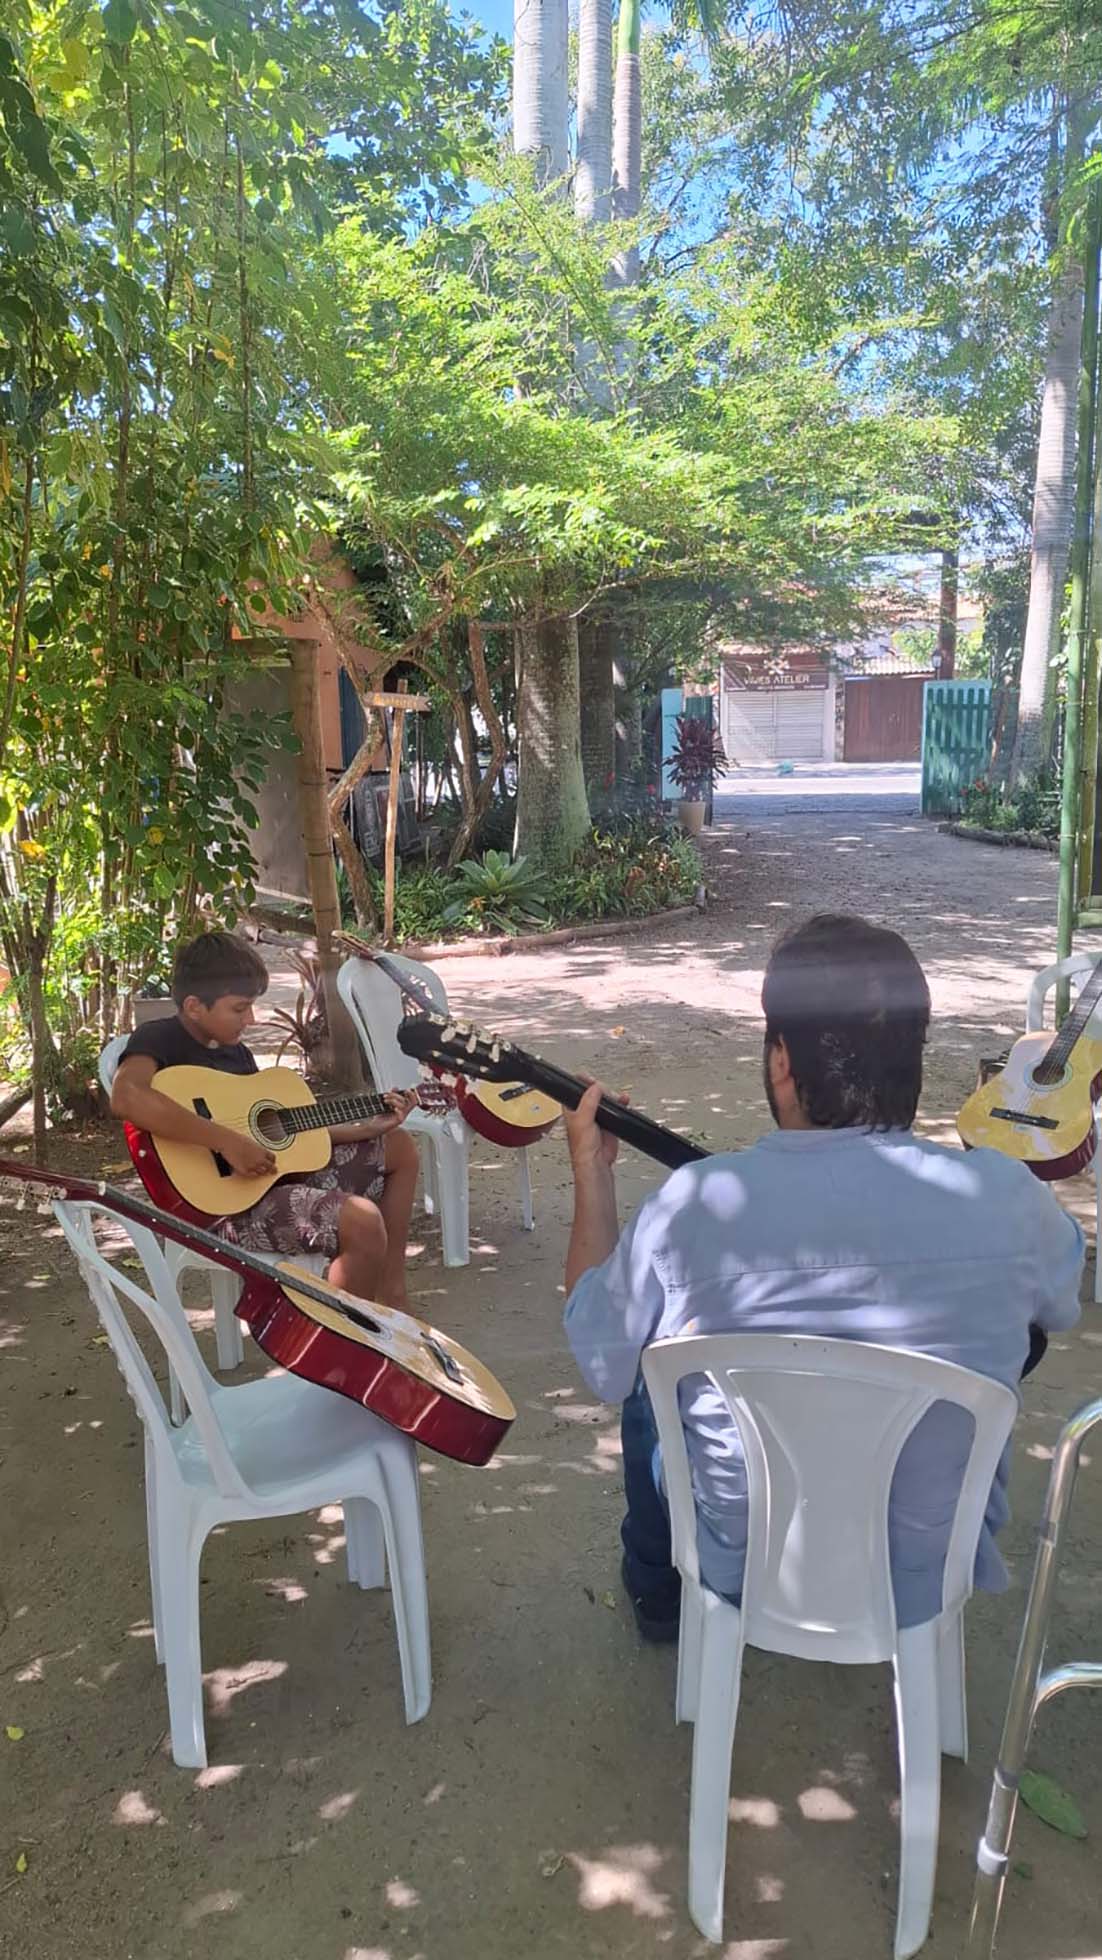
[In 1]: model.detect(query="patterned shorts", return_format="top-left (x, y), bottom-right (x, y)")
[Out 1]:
top-left (214, 1139), bottom-right (387, 1262)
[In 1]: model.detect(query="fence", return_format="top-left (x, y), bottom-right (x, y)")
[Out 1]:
top-left (920, 680), bottom-right (993, 818)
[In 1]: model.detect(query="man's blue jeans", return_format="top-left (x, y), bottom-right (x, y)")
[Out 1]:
top-left (619, 1377), bottom-right (682, 1613)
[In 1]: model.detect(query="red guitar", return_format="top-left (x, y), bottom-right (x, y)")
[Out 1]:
top-left (0, 1159), bottom-right (514, 1466)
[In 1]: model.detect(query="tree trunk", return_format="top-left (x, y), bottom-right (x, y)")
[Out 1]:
top-left (512, 0), bottom-right (569, 188)
top-left (287, 640), bottom-right (364, 1087)
top-left (514, 617), bottom-right (591, 868)
top-left (576, 0), bottom-right (612, 224)
top-left (937, 543), bottom-right (958, 679)
top-left (26, 951), bottom-right (50, 1161)
top-left (610, 0), bottom-right (642, 289)
top-left (1010, 259), bottom-right (1087, 788)
top-left (578, 616), bottom-right (617, 799)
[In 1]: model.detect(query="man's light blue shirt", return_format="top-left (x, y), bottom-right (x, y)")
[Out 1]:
top-left (564, 1128), bottom-right (1084, 1626)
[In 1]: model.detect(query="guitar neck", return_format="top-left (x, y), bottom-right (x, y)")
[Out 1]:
top-left (1037, 962), bottom-right (1102, 1084)
top-left (288, 1087), bottom-right (433, 1134)
top-left (492, 1044), bottom-right (709, 1171)
top-left (0, 1159), bottom-right (373, 1330)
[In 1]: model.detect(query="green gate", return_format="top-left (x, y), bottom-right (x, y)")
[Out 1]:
top-left (920, 680), bottom-right (992, 818)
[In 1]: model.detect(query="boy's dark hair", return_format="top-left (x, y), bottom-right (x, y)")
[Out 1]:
top-left (172, 931), bottom-right (269, 1009)
top-left (761, 913), bottom-right (930, 1131)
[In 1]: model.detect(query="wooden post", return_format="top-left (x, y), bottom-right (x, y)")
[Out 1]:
top-left (385, 681), bottom-right (407, 943)
top-left (287, 638), bottom-right (364, 1086)
top-left (355, 686), bottom-right (429, 947)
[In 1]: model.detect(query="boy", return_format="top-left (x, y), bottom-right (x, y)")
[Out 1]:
top-left (111, 931), bottom-right (420, 1309)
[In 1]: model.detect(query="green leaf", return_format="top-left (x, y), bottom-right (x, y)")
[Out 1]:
top-left (1019, 1771), bottom-right (1087, 1839)
top-left (5, 1724), bottom-right (24, 1741)
top-left (101, 0), bottom-right (139, 45)
top-left (9, 113), bottom-right (62, 194)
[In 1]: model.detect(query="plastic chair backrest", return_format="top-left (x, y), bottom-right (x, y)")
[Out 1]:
top-left (642, 1333), bottom-right (1017, 1665)
top-left (99, 1033), bottom-right (130, 1097)
top-left (337, 955), bottom-right (449, 1092)
top-left (1026, 953), bottom-right (1102, 1033)
top-left (53, 1200), bottom-right (249, 1499)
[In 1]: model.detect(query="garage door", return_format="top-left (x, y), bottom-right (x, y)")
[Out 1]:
top-left (724, 689), bottom-right (826, 763)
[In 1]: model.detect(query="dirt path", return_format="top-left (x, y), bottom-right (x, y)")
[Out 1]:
top-left (2, 778), bottom-right (1101, 1960)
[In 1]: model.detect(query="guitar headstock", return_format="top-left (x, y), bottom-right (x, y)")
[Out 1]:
top-left (398, 1013), bottom-right (519, 1085)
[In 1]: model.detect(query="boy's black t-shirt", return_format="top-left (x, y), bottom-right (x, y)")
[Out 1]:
top-left (122, 1015), bottom-right (258, 1077)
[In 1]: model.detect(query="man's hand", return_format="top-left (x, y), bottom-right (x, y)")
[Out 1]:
top-left (215, 1128), bottom-right (277, 1178)
top-left (563, 1079), bottom-right (628, 1175)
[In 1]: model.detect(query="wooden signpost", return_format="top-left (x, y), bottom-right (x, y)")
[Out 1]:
top-left (364, 684), bottom-right (430, 942)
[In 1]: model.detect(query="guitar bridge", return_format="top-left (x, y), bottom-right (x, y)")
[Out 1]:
top-left (990, 1107), bottom-right (1061, 1131)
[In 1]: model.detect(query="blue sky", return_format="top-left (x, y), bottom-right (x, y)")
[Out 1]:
top-left (464, 0), bottom-right (515, 40)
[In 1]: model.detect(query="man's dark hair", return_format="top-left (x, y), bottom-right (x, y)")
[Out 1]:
top-left (761, 914), bottom-right (930, 1130)
top-left (172, 931), bottom-right (269, 1009)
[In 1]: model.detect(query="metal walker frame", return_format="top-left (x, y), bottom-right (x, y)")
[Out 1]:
top-left (964, 1395), bottom-right (1102, 1956)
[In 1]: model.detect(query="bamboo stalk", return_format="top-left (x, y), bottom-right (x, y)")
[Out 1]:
top-left (384, 681), bottom-right (407, 943)
top-left (1057, 185), bottom-right (1102, 1002)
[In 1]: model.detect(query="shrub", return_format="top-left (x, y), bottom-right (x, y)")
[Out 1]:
top-left (667, 714), bottom-right (727, 799)
top-left (548, 814), bottom-right (700, 921)
top-left (443, 850), bottom-right (550, 935)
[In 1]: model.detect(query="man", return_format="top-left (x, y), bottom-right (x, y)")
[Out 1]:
top-left (563, 913), bottom-right (1084, 1641)
top-left (111, 931), bottom-right (420, 1308)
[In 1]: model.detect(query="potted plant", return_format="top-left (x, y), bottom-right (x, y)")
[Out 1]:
top-left (667, 713), bottom-right (727, 836)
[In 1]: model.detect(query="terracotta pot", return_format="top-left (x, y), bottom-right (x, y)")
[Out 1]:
top-left (677, 799), bottom-right (706, 837)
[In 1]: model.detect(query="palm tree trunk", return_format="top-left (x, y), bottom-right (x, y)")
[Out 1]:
top-left (513, 0), bottom-right (569, 188)
top-left (1009, 262), bottom-right (1086, 787)
top-left (576, 0), bottom-right (612, 223)
top-left (287, 639), bottom-right (363, 1086)
top-left (578, 616), bottom-right (617, 798)
top-left (514, 617), bottom-right (591, 869)
top-left (611, 0), bottom-right (642, 288)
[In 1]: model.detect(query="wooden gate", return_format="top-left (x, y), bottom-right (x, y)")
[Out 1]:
top-left (843, 675), bottom-right (931, 762)
top-left (920, 681), bottom-right (992, 817)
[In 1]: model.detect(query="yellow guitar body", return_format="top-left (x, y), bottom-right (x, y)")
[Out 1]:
top-left (957, 1030), bottom-right (1102, 1179)
top-left (147, 1065), bottom-right (331, 1216)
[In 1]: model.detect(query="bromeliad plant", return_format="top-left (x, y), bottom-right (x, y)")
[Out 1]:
top-left (443, 850), bottom-right (550, 936)
top-left (667, 715), bottom-right (727, 801)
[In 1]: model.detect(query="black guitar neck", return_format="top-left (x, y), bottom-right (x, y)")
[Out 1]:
top-left (508, 1050), bottom-right (708, 1169)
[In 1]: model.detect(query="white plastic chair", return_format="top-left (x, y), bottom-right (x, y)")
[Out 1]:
top-left (100, 1034), bottom-right (245, 1375)
top-left (337, 954), bottom-right (535, 1269)
top-left (1026, 953), bottom-right (1102, 1303)
top-left (641, 1333), bottom-right (1018, 1960)
top-left (54, 1199), bottom-right (431, 1770)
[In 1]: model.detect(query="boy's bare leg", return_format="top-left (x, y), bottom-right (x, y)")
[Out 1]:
top-left (329, 1196), bottom-right (388, 1302)
top-left (376, 1127), bottom-right (419, 1309)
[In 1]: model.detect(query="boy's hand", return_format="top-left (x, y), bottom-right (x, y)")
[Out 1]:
top-left (350, 1088), bottom-right (420, 1139)
top-left (215, 1128), bottom-right (277, 1179)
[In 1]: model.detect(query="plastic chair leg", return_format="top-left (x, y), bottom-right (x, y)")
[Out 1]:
top-left (344, 1495), bottom-right (387, 1590)
top-left (936, 1610), bottom-right (968, 1760)
top-left (377, 1447), bottom-right (432, 1724)
top-left (143, 1434), bottom-right (164, 1665)
top-left (676, 1577), bottom-right (704, 1725)
top-left (421, 1142), bottom-right (438, 1218)
top-left (155, 1497), bottom-right (208, 1769)
top-left (687, 1598), bottom-right (744, 1943)
top-left (517, 1148), bottom-right (535, 1232)
top-left (210, 1266), bottom-right (245, 1369)
top-left (434, 1129), bottom-right (471, 1269)
top-left (893, 1621), bottom-right (942, 1960)
top-left (168, 1362), bottom-right (187, 1428)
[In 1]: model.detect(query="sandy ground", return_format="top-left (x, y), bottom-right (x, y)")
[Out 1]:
top-left (2, 764), bottom-right (1102, 1960)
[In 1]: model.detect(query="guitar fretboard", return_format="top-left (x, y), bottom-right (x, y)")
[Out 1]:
top-left (1034, 963), bottom-right (1102, 1085)
top-left (283, 1092), bottom-right (401, 1134)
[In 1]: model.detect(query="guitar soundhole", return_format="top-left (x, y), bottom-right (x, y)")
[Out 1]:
top-left (255, 1107), bottom-right (290, 1146)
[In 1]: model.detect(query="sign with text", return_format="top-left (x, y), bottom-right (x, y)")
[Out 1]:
top-left (725, 664), bottom-right (829, 693)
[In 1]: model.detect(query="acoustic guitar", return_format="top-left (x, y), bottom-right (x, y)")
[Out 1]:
top-left (335, 937), bottom-right (562, 1148)
top-left (124, 1066), bottom-right (452, 1220)
top-left (0, 1158), bottom-right (514, 1465)
top-left (957, 963), bottom-right (1102, 1180)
